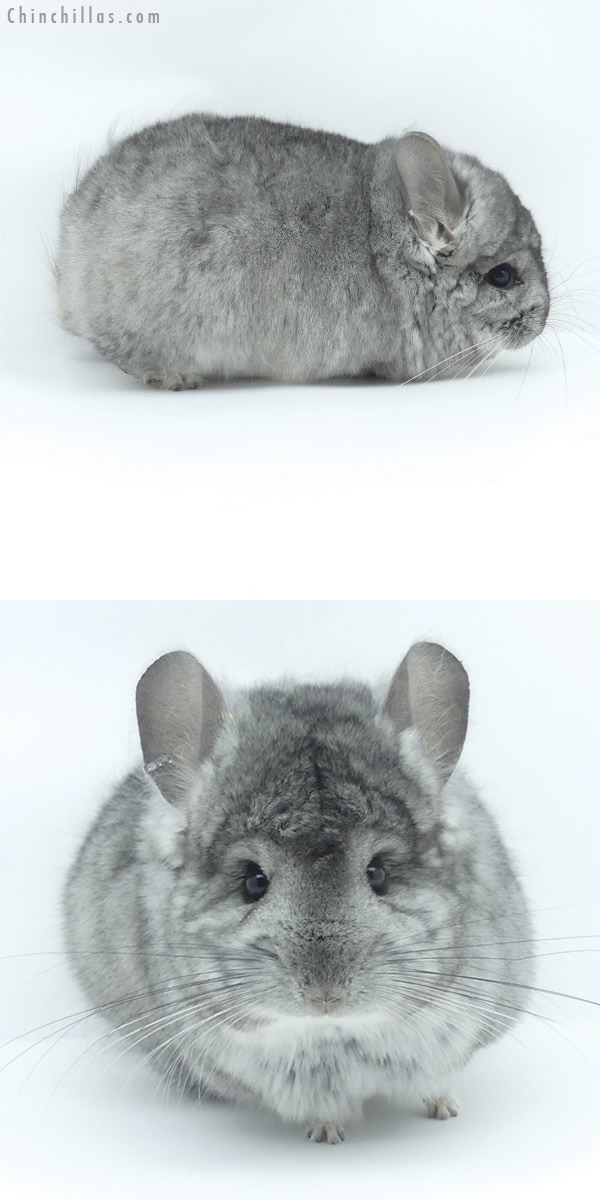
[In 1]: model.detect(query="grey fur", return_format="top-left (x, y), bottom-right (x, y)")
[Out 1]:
top-left (64, 643), bottom-right (533, 1141)
top-left (56, 115), bottom-right (549, 388)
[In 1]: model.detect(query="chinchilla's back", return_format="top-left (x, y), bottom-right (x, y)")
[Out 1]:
top-left (57, 114), bottom-right (388, 383)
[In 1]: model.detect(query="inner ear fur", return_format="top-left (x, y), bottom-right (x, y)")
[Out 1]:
top-left (384, 641), bottom-right (469, 785)
top-left (394, 132), bottom-right (466, 250)
top-left (136, 650), bottom-right (224, 804)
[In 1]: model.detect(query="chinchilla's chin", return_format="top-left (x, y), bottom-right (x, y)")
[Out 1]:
top-left (504, 321), bottom-right (544, 350)
top-left (243, 1005), bottom-right (391, 1040)
top-left (491, 308), bottom-right (547, 350)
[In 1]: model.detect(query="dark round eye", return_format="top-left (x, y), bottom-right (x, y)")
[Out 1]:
top-left (367, 859), bottom-right (388, 896)
top-left (243, 865), bottom-right (269, 902)
top-left (486, 263), bottom-right (516, 288)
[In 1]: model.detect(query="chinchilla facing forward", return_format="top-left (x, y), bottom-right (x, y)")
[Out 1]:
top-left (64, 643), bottom-right (533, 1142)
top-left (56, 115), bottom-right (549, 388)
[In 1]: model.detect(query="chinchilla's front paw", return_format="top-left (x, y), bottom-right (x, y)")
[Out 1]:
top-left (424, 1093), bottom-right (459, 1120)
top-left (306, 1121), bottom-right (346, 1144)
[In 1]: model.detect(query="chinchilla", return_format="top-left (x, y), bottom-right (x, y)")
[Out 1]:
top-left (56, 115), bottom-right (549, 389)
top-left (64, 642), bottom-right (533, 1142)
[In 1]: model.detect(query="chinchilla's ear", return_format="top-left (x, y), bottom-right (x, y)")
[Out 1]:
top-left (394, 132), bottom-right (466, 251)
top-left (384, 642), bottom-right (469, 785)
top-left (136, 651), bottom-right (224, 804)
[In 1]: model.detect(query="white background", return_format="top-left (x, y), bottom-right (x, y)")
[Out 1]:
top-left (1, 1), bottom-right (600, 1198)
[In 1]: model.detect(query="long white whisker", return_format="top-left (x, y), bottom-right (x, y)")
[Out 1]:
top-left (397, 333), bottom-right (502, 386)
top-left (43, 979), bottom-right (262, 1108)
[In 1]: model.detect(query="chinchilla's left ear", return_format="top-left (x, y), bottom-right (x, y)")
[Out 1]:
top-left (384, 641), bottom-right (469, 785)
top-left (394, 132), bottom-right (466, 251)
top-left (136, 650), bottom-right (224, 805)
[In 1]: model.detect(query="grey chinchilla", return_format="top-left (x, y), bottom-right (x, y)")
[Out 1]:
top-left (56, 115), bottom-right (549, 388)
top-left (64, 642), bottom-right (533, 1142)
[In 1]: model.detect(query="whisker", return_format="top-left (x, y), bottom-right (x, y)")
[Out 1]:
top-left (427, 991), bottom-right (592, 1081)
top-left (388, 973), bottom-right (600, 1082)
top-left (384, 976), bottom-right (518, 1037)
top-left (390, 967), bottom-right (600, 1012)
top-left (397, 334), bottom-right (502, 386)
top-left (512, 340), bottom-right (535, 405)
top-left (39, 979), bottom-right (263, 1108)
top-left (0, 969), bottom-right (260, 1074)
top-left (388, 933), bottom-right (600, 957)
top-left (118, 988), bottom-right (269, 1103)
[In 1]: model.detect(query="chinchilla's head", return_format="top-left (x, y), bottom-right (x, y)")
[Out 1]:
top-left (134, 643), bottom-right (480, 1031)
top-left (390, 132), bottom-right (549, 369)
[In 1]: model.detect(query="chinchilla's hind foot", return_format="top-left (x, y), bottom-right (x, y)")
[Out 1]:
top-left (111, 355), bottom-right (205, 390)
top-left (306, 1121), bottom-right (346, 1144)
top-left (424, 1093), bottom-right (459, 1120)
top-left (141, 371), bottom-right (205, 391)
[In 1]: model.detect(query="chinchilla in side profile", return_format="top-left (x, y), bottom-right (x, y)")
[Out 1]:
top-left (56, 115), bottom-right (549, 388)
top-left (64, 642), bottom-right (533, 1142)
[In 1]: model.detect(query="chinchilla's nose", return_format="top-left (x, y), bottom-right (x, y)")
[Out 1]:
top-left (304, 984), bottom-right (346, 1015)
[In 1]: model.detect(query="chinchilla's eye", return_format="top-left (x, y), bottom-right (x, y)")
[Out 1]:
top-left (367, 858), bottom-right (388, 896)
top-left (243, 865), bottom-right (269, 902)
top-left (486, 262), bottom-right (517, 288)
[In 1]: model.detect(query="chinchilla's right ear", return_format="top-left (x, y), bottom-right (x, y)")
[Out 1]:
top-left (394, 132), bottom-right (466, 252)
top-left (136, 651), bottom-right (224, 804)
top-left (384, 641), bottom-right (469, 786)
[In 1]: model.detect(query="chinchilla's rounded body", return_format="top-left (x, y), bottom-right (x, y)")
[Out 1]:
top-left (56, 115), bottom-right (549, 389)
top-left (65, 644), bottom-right (533, 1141)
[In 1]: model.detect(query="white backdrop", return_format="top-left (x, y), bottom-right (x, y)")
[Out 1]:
top-left (1, 1), bottom-right (600, 1197)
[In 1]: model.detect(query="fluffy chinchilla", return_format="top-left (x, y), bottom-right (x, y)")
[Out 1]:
top-left (64, 643), bottom-right (533, 1142)
top-left (56, 115), bottom-right (549, 388)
